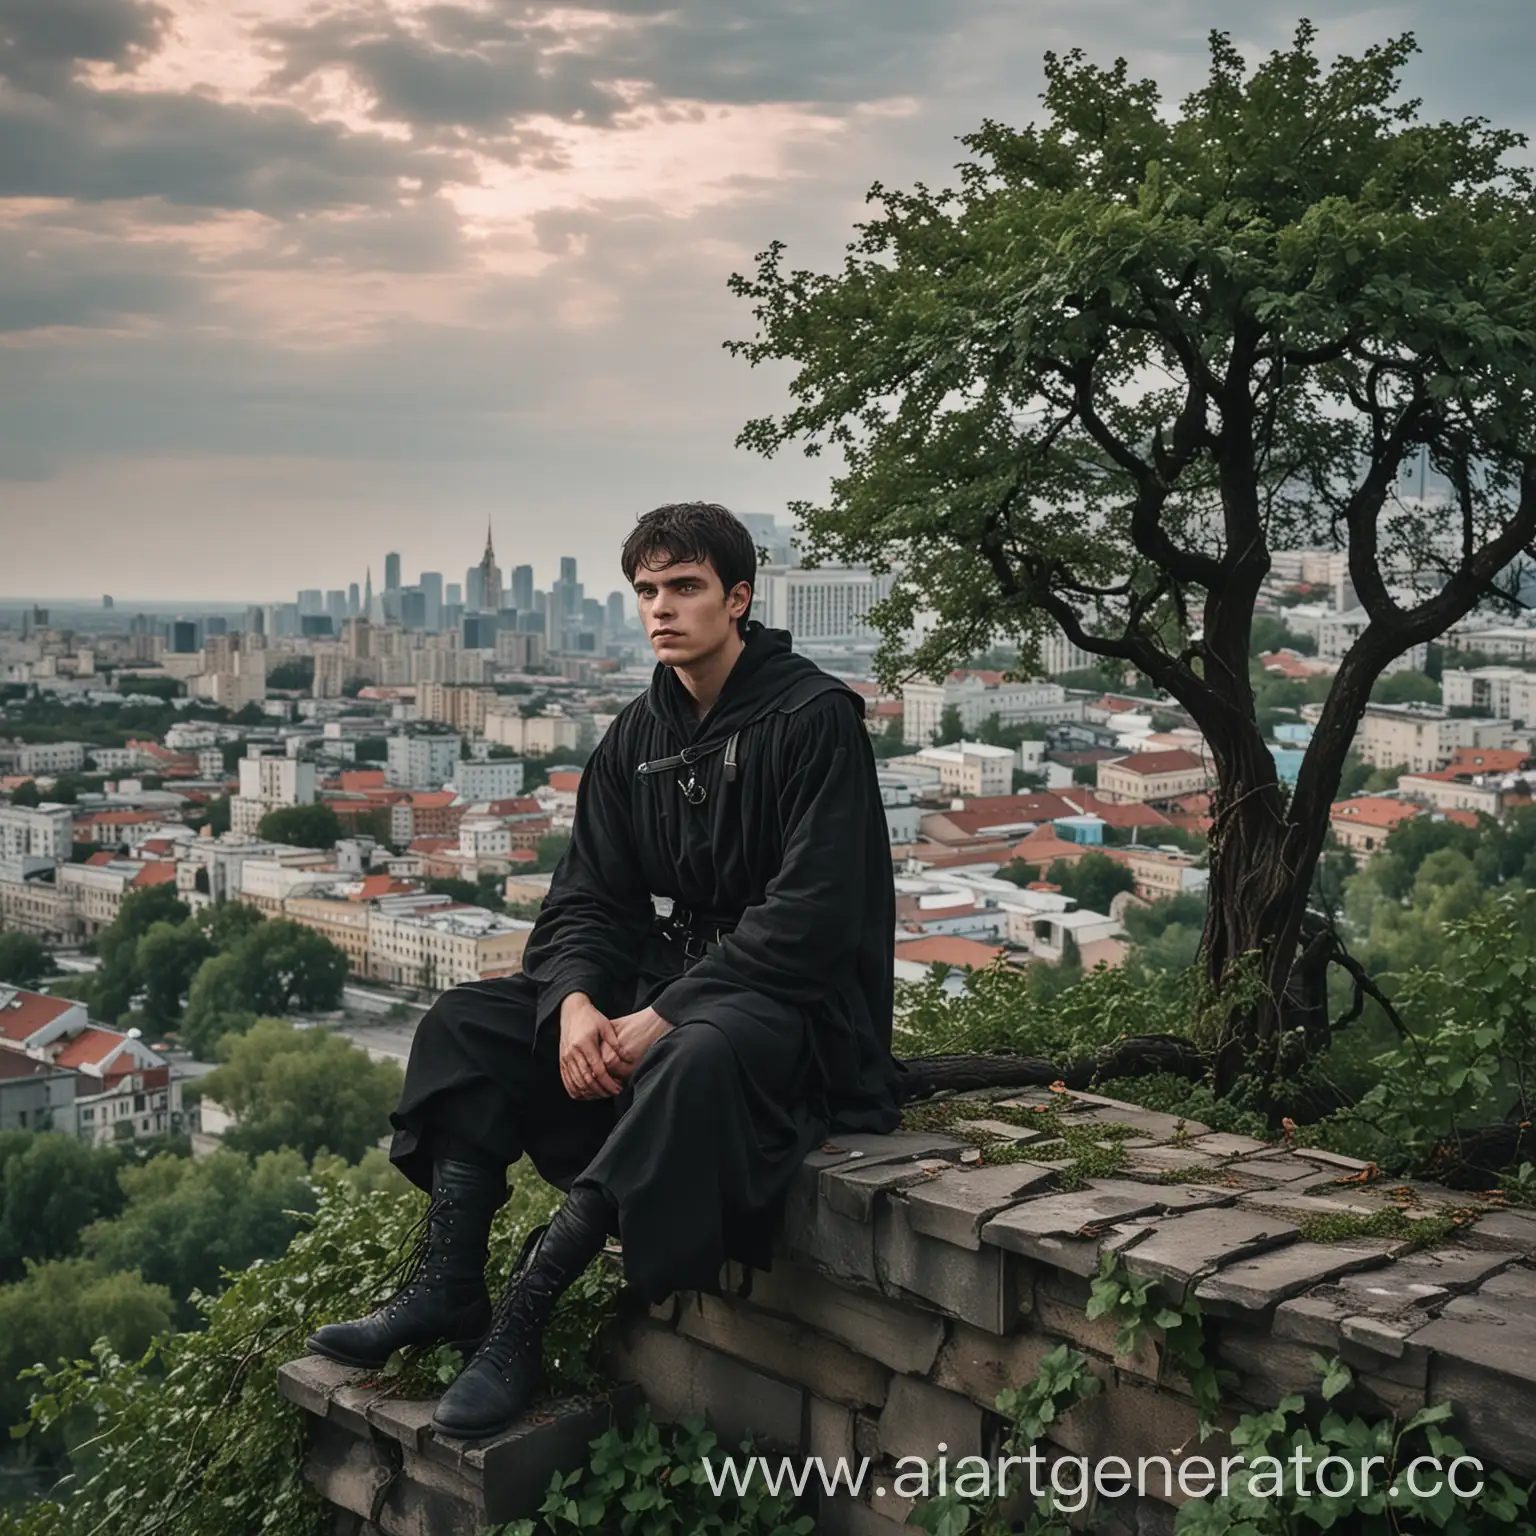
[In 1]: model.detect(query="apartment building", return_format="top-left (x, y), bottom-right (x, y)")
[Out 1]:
top-left (232, 749), bottom-right (317, 836)
top-left (913, 742), bottom-right (1017, 798)
top-left (1096, 749), bottom-right (1213, 805)
top-left (386, 733), bottom-right (461, 790)
top-left (1355, 705), bottom-right (1495, 773)
top-left (901, 672), bottom-right (1080, 746)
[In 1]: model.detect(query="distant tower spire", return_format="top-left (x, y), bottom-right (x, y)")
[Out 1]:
top-left (364, 566), bottom-right (373, 607)
top-left (483, 520), bottom-right (495, 562)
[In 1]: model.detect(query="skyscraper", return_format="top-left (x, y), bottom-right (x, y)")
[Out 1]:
top-left (420, 571), bottom-right (443, 632)
top-left (606, 591), bottom-right (627, 631)
top-left (298, 589), bottom-right (324, 615)
top-left (384, 552), bottom-right (402, 593)
top-left (348, 582), bottom-right (360, 617)
top-left (477, 524), bottom-right (502, 613)
top-left (511, 564), bottom-right (534, 612)
top-left (446, 582), bottom-right (462, 607)
top-left (326, 590), bottom-right (348, 628)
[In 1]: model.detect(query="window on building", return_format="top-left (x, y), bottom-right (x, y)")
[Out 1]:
top-left (133, 1094), bottom-right (146, 1112)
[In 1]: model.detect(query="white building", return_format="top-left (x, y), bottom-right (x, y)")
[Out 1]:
top-left (1445, 624), bottom-right (1536, 662)
top-left (482, 712), bottom-right (582, 756)
top-left (368, 900), bottom-right (535, 991)
top-left (387, 733), bottom-right (462, 790)
top-left (901, 673), bottom-right (1080, 746)
top-left (1355, 705), bottom-right (1505, 774)
top-left (452, 759), bottom-right (525, 800)
top-left (1316, 609), bottom-right (1427, 674)
top-left (6, 742), bottom-right (87, 776)
top-left (459, 817), bottom-right (513, 857)
top-left (757, 565), bottom-right (894, 645)
top-left (913, 741), bottom-right (1017, 798)
top-left (1442, 667), bottom-right (1536, 724)
top-left (876, 774), bottom-right (923, 845)
top-left (0, 803), bottom-right (74, 876)
top-left (231, 750), bottom-right (318, 837)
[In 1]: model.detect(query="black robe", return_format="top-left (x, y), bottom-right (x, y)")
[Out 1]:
top-left (390, 620), bottom-right (905, 1298)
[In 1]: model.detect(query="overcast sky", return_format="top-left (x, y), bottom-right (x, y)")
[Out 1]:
top-left (1, 0), bottom-right (1532, 604)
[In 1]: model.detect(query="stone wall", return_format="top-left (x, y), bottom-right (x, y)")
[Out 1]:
top-left (279, 1085), bottom-right (1536, 1534)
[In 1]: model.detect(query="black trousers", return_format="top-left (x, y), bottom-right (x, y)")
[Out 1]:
top-left (387, 962), bottom-right (825, 1303)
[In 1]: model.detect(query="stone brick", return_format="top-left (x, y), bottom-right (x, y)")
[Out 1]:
top-left (962, 1119), bottom-right (1056, 1145)
top-left (303, 1416), bottom-right (398, 1523)
top-left (1217, 1325), bottom-right (1333, 1401)
top-left (1121, 1208), bottom-right (1299, 1298)
top-left (785, 1192), bottom-right (880, 1285)
top-left (816, 1130), bottom-right (972, 1170)
top-left (743, 1257), bottom-right (946, 1375)
top-left (1234, 1189), bottom-right (1388, 1220)
top-left (1286, 1147), bottom-right (1376, 1172)
top-left (278, 1355), bottom-right (367, 1418)
top-left (469, 1389), bottom-right (646, 1523)
top-left (364, 1394), bottom-right (439, 1453)
top-left (1121, 1146), bottom-right (1226, 1178)
top-left (876, 1196), bottom-right (1018, 1333)
top-left (807, 1395), bottom-right (857, 1464)
top-left (1194, 1243), bottom-right (1391, 1312)
top-left (981, 1183), bottom-right (1165, 1255)
top-left (675, 1293), bottom-right (891, 1408)
top-left (904, 1162), bottom-right (1059, 1250)
top-left (1229, 1157), bottom-right (1336, 1185)
top-left (1418, 1314), bottom-right (1536, 1476)
top-left (1047, 1378), bottom-right (1221, 1501)
top-left (1032, 1272), bottom-right (1161, 1378)
top-left (818, 1493), bottom-right (915, 1536)
top-left (931, 1320), bottom-right (1056, 1410)
top-left (1353, 1372), bottom-right (1426, 1422)
top-left (1461, 1209), bottom-right (1536, 1257)
top-left (875, 1374), bottom-right (987, 1463)
top-left (1048, 1091), bottom-right (1210, 1141)
top-left (604, 1318), bottom-right (805, 1451)
top-left (824, 1157), bottom-right (955, 1222)
top-left (1188, 1133), bottom-right (1272, 1158)
top-left (1271, 1294), bottom-right (1347, 1350)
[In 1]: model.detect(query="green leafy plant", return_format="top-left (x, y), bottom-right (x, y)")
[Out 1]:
top-left (486, 1407), bottom-right (815, 1536)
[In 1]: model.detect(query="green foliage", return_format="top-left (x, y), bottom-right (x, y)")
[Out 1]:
top-left (6, 781), bottom-right (40, 808)
top-left (266, 658), bottom-right (315, 691)
top-left (0, 933), bottom-right (54, 988)
top-left (1371, 670), bottom-right (1441, 705)
top-left (80, 1148), bottom-right (317, 1328)
top-left (1042, 851), bottom-right (1135, 914)
top-left (493, 1408), bottom-right (814, 1536)
top-left (199, 1018), bottom-right (404, 1164)
top-left (89, 883), bottom-right (191, 1021)
top-left (1250, 616), bottom-right (1316, 658)
top-left (1327, 889), bottom-right (1536, 1173)
top-left (257, 802), bottom-right (342, 850)
top-left (1175, 1358), bottom-right (1533, 1535)
top-left (0, 1259), bottom-right (174, 1441)
top-left (0, 1137), bottom-right (128, 1282)
top-left (7, 1170), bottom-right (597, 1536)
top-left (535, 834), bottom-right (573, 873)
top-left (935, 705), bottom-right (965, 745)
top-left (181, 919), bottom-right (347, 1058)
top-left (135, 918), bottom-right (214, 1025)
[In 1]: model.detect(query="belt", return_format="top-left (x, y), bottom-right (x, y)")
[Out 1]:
top-left (656, 904), bottom-right (738, 962)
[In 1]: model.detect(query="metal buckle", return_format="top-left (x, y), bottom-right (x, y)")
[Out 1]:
top-left (682, 930), bottom-right (708, 961)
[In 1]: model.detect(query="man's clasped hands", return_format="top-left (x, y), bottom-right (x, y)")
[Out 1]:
top-left (558, 992), bottom-right (674, 1101)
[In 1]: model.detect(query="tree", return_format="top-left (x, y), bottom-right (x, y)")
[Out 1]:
top-left (0, 1259), bottom-right (174, 1434)
top-left (91, 883), bottom-right (192, 1021)
top-left (0, 1134), bottom-right (128, 1281)
top-left (1046, 851), bottom-right (1137, 914)
top-left (934, 704), bottom-right (965, 745)
top-left (266, 658), bottom-right (314, 691)
top-left (0, 931), bottom-right (55, 987)
top-left (80, 1148), bottom-right (315, 1324)
top-left (257, 803), bottom-right (341, 849)
top-left (727, 27), bottom-right (1536, 1095)
top-left (199, 1018), bottom-right (404, 1164)
top-left (534, 833), bottom-right (572, 872)
top-left (136, 920), bottom-right (215, 1026)
top-left (1250, 615), bottom-right (1317, 657)
top-left (1371, 670), bottom-right (1440, 705)
top-left (8, 779), bottom-right (40, 808)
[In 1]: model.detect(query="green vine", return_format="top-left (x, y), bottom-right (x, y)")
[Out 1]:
top-left (484, 1407), bottom-right (814, 1536)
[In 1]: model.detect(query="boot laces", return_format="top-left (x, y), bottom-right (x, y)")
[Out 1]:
top-left (477, 1223), bottom-right (550, 1379)
top-left (374, 1193), bottom-right (452, 1318)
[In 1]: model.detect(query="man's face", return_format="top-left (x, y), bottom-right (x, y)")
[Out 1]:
top-left (633, 557), bottom-right (750, 665)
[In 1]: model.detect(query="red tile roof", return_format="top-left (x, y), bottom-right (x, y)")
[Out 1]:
top-left (1108, 749), bottom-right (1206, 777)
top-left (1330, 796), bottom-right (1422, 830)
top-left (893, 936), bottom-right (1006, 968)
top-left (0, 989), bottom-right (77, 1044)
top-left (1442, 809), bottom-right (1482, 828)
top-left (52, 1028), bottom-right (129, 1070)
top-left (346, 875), bottom-right (418, 901)
top-left (547, 771), bottom-right (583, 792)
top-left (1447, 748), bottom-right (1531, 775)
top-left (131, 862), bottom-right (178, 888)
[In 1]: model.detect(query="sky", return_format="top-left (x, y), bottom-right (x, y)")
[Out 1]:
top-left (1, 0), bottom-right (1533, 604)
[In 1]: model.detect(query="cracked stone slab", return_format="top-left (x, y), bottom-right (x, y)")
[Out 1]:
top-left (1120, 1145), bottom-right (1225, 1178)
top-left (824, 1157), bottom-right (957, 1223)
top-left (1229, 1156), bottom-right (1346, 1185)
top-left (1235, 1189), bottom-right (1390, 1220)
top-left (956, 1119), bottom-right (1056, 1145)
top-left (1121, 1208), bottom-right (1300, 1294)
top-left (980, 1183), bottom-right (1166, 1247)
top-left (1460, 1209), bottom-right (1536, 1257)
top-left (1188, 1133), bottom-right (1273, 1158)
top-left (1443, 1291), bottom-right (1536, 1325)
top-left (904, 1162), bottom-right (1059, 1251)
top-left (1286, 1147), bottom-right (1378, 1172)
top-left (1194, 1242), bottom-right (1391, 1311)
top-left (1391, 1247), bottom-right (1522, 1293)
top-left (809, 1131), bottom-right (970, 1175)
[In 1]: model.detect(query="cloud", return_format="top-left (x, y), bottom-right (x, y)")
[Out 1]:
top-left (0, 0), bottom-right (171, 91)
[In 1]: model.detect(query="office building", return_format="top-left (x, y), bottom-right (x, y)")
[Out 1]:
top-left (384, 552), bottom-right (402, 593)
top-left (420, 571), bottom-right (444, 632)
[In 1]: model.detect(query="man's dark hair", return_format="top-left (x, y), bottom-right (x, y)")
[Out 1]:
top-left (621, 503), bottom-right (758, 630)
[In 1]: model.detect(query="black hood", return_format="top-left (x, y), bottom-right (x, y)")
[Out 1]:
top-left (645, 620), bottom-right (863, 746)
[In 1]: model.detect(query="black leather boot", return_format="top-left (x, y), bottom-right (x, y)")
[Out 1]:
top-left (431, 1182), bottom-right (613, 1441)
top-left (307, 1159), bottom-right (507, 1369)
